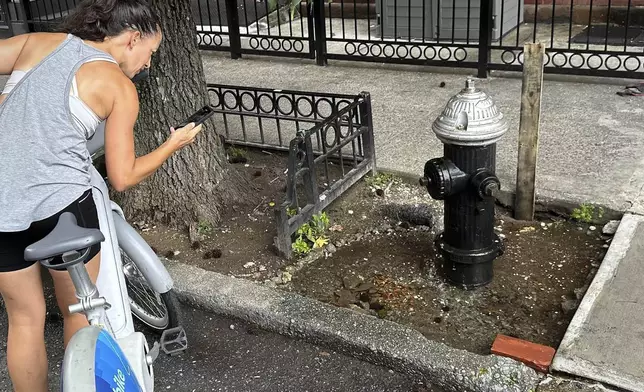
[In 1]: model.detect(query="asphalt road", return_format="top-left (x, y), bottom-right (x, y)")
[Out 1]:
top-left (0, 301), bottom-right (441, 391)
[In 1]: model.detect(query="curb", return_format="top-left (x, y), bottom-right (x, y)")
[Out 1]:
top-left (551, 212), bottom-right (644, 391)
top-left (163, 259), bottom-right (543, 392)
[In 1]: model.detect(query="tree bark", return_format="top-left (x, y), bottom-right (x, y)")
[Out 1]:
top-left (114, 0), bottom-right (253, 231)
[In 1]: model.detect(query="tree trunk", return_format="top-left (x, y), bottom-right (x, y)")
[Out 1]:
top-left (115, 0), bottom-right (253, 231)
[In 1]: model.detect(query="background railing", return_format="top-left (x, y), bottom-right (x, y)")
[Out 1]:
top-left (6, 0), bottom-right (644, 78)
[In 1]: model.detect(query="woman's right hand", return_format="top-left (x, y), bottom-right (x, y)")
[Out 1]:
top-left (168, 122), bottom-right (203, 151)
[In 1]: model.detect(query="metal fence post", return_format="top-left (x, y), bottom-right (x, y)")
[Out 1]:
top-left (302, 134), bottom-right (319, 203)
top-left (477, 0), bottom-right (493, 79)
top-left (225, 0), bottom-right (242, 59)
top-left (313, 0), bottom-right (328, 66)
top-left (359, 92), bottom-right (376, 175)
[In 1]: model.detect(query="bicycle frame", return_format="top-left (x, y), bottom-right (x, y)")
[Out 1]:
top-left (88, 122), bottom-right (175, 339)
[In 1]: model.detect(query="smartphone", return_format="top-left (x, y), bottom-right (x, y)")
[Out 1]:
top-left (174, 105), bottom-right (215, 129)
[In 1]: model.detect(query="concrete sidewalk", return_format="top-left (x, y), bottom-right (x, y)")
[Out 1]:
top-left (552, 213), bottom-right (644, 392)
top-left (200, 52), bottom-right (644, 215)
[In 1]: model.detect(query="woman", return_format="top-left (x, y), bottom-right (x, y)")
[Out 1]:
top-left (0, 0), bottom-right (202, 390)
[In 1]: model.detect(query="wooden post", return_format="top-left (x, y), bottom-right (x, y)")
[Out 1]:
top-left (515, 42), bottom-right (545, 221)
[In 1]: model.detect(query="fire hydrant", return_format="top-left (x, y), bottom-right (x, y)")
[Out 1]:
top-left (419, 78), bottom-right (509, 289)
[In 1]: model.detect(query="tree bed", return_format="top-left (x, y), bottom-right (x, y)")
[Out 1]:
top-left (137, 147), bottom-right (611, 355)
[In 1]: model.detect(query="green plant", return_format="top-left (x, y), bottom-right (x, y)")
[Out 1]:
top-left (197, 220), bottom-right (213, 235)
top-left (366, 172), bottom-right (396, 188)
top-left (228, 146), bottom-right (246, 159)
top-left (291, 211), bottom-right (331, 256)
top-left (292, 236), bottom-right (311, 256)
top-left (571, 203), bottom-right (604, 223)
top-left (287, 207), bottom-right (298, 217)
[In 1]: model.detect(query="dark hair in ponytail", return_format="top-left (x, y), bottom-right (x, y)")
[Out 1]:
top-left (57, 0), bottom-right (160, 42)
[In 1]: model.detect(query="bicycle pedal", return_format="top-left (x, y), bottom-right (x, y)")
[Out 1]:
top-left (160, 326), bottom-right (188, 356)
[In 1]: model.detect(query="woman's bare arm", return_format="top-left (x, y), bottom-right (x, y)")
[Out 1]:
top-left (103, 69), bottom-right (202, 191)
top-left (0, 35), bottom-right (29, 75)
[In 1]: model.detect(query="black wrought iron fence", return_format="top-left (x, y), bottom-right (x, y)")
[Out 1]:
top-left (206, 83), bottom-right (375, 258)
top-left (0, 0), bottom-right (12, 36)
top-left (488, 0), bottom-right (644, 77)
top-left (196, 0), bottom-right (315, 58)
top-left (7, 0), bottom-right (644, 78)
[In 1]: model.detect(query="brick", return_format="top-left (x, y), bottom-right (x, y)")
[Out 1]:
top-left (490, 334), bottom-right (556, 373)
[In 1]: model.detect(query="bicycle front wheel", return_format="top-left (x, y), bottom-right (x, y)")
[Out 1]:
top-left (121, 249), bottom-right (181, 332)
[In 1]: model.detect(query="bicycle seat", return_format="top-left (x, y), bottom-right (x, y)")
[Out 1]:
top-left (24, 212), bottom-right (105, 262)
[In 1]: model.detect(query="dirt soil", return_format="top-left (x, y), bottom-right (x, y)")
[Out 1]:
top-left (138, 147), bottom-right (612, 355)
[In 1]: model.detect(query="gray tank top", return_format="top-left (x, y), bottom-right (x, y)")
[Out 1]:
top-left (0, 34), bottom-right (117, 231)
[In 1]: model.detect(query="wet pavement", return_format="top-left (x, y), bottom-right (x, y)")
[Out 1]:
top-left (0, 301), bottom-right (440, 391)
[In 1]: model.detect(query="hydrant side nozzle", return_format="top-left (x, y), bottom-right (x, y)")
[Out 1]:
top-left (470, 169), bottom-right (501, 200)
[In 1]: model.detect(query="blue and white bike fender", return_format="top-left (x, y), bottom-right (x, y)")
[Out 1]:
top-left (62, 326), bottom-right (144, 392)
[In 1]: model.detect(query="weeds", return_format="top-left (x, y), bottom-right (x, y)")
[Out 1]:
top-left (291, 211), bottom-right (331, 256)
top-left (366, 172), bottom-right (396, 188)
top-left (197, 220), bottom-right (213, 235)
top-left (571, 203), bottom-right (604, 223)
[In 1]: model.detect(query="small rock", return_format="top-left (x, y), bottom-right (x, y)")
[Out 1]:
top-left (243, 261), bottom-right (255, 269)
top-left (259, 265), bottom-right (267, 272)
top-left (173, 250), bottom-right (181, 256)
top-left (589, 226), bottom-right (597, 231)
top-left (348, 210), bottom-right (354, 215)
top-left (336, 240), bottom-right (345, 248)
top-left (499, 233), bottom-right (506, 239)
top-left (540, 222), bottom-right (546, 227)
top-left (348, 304), bottom-right (371, 315)
top-left (230, 324), bottom-right (235, 330)
top-left (561, 298), bottom-right (580, 315)
top-left (359, 301), bottom-right (370, 310)
top-left (326, 244), bottom-right (337, 254)
top-left (574, 285), bottom-right (590, 301)
top-left (602, 220), bottom-right (620, 235)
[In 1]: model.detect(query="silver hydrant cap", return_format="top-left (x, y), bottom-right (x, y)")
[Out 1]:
top-left (432, 78), bottom-right (508, 147)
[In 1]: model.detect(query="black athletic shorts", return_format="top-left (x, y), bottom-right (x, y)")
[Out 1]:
top-left (0, 189), bottom-right (101, 272)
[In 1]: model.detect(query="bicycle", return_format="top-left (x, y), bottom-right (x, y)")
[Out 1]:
top-left (25, 212), bottom-right (156, 390)
top-left (86, 122), bottom-right (186, 342)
